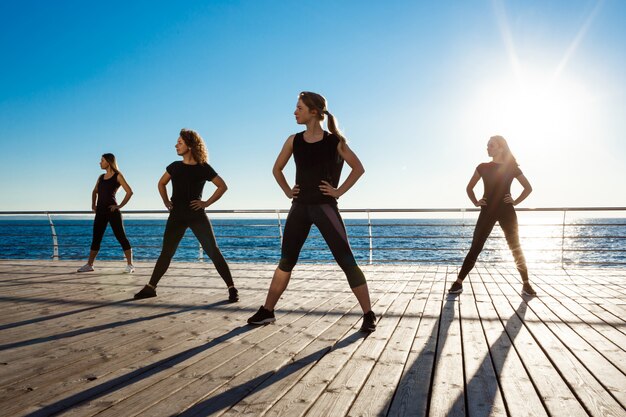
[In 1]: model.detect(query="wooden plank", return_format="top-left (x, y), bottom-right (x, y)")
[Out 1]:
top-left (263, 281), bottom-right (409, 417)
top-left (493, 270), bottom-right (625, 417)
top-left (386, 270), bottom-right (440, 417)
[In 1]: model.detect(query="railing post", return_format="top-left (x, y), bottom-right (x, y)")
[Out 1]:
top-left (198, 241), bottom-right (203, 262)
top-left (560, 209), bottom-right (567, 269)
top-left (367, 210), bottom-right (373, 265)
top-left (46, 212), bottom-right (59, 261)
top-left (276, 210), bottom-right (283, 244)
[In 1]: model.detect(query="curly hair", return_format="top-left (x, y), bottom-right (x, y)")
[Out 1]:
top-left (179, 129), bottom-right (208, 164)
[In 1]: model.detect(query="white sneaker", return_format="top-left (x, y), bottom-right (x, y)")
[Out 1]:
top-left (77, 264), bottom-right (94, 273)
top-left (124, 264), bottom-right (135, 274)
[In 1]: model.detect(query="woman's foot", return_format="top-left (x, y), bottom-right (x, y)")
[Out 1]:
top-left (247, 306), bottom-right (275, 325)
top-left (448, 281), bottom-right (463, 294)
top-left (124, 264), bottom-right (135, 274)
top-left (522, 282), bottom-right (537, 296)
top-left (360, 311), bottom-right (377, 333)
top-left (134, 285), bottom-right (157, 299)
top-left (77, 264), bottom-right (94, 273)
top-left (228, 287), bottom-right (239, 302)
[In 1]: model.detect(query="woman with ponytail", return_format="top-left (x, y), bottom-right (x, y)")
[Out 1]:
top-left (77, 153), bottom-right (134, 273)
top-left (247, 91), bottom-right (377, 332)
top-left (448, 135), bottom-right (536, 296)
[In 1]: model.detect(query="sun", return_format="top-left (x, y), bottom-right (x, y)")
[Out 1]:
top-left (467, 69), bottom-right (593, 153)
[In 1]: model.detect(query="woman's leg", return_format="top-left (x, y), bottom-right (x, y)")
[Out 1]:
top-left (189, 214), bottom-right (234, 287)
top-left (148, 214), bottom-right (187, 287)
top-left (264, 203), bottom-right (311, 310)
top-left (312, 204), bottom-right (371, 313)
top-left (109, 210), bottom-right (133, 265)
top-left (455, 209), bottom-right (497, 283)
top-left (499, 207), bottom-right (530, 282)
top-left (88, 211), bottom-right (108, 265)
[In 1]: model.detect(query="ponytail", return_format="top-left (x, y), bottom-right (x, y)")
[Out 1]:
top-left (324, 110), bottom-right (347, 150)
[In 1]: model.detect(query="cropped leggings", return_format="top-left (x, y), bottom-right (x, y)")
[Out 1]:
top-left (458, 205), bottom-right (529, 282)
top-left (90, 209), bottom-right (131, 251)
top-left (278, 202), bottom-right (366, 288)
top-left (149, 211), bottom-right (233, 287)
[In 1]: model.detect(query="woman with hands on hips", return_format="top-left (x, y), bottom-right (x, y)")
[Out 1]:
top-left (134, 129), bottom-right (238, 302)
top-left (448, 135), bottom-right (536, 296)
top-left (77, 153), bottom-right (134, 273)
top-left (247, 91), bottom-right (377, 332)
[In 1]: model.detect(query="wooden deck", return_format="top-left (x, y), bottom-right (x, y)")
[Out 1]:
top-left (0, 260), bottom-right (625, 417)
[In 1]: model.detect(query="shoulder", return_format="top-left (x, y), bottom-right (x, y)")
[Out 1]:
top-left (476, 162), bottom-right (490, 171)
top-left (201, 162), bottom-right (218, 179)
top-left (326, 131), bottom-right (340, 146)
top-left (511, 164), bottom-right (523, 177)
top-left (166, 161), bottom-right (181, 173)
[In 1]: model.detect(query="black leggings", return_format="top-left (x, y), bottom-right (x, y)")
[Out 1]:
top-left (90, 210), bottom-right (131, 251)
top-left (149, 211), bottom-right (233, 288)
top-left (279, 203), bottom-right (366, 288)
top-left (458, 205), bottom-right (529, 282)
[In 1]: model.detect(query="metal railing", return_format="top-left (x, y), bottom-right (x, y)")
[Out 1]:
top-left (1, 207), bottom-right (625, 267)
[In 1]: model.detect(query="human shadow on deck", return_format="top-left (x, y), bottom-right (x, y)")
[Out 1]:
top-left (448, 301), bottom-right (528, 417)
top-left (388, 297), bottom-right (528, 417)
top-left (24, 325), bottom-right (254, 417)
top-left (387, 298), bottom-right (456, 417)
top-left (178, 331), bottom-right (365, 416)
top-left (0, 298), bottom-right (135, 331)
top-left (0, 300), bottom-right (231, 351)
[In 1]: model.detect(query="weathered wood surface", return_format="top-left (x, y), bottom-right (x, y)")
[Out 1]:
top-left (0, 260), bottom-right (624, 416)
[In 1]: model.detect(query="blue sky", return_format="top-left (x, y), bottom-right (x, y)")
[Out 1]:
top-left (1, 0), bottom-right (625, 211)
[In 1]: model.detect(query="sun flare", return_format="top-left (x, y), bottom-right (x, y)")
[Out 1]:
top-left (469, 70), bottom-right (594, 153)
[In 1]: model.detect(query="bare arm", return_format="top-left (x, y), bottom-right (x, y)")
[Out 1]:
top-left (272, 135), bottom-right (299, 199)
top-left (504, 174), bottom-right (532, 206)
top-left (320, 142), bottom-right (365, 198)
top-left (190, 175), bottom-right (228, 210)
top-left (158, 172), bottom-right (173, 210)
top-left (466, 170), bottom-right (485, 207)
top-left (109, 174), bottom-right (134, 211)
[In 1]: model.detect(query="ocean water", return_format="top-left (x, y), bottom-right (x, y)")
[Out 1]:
top-left (0, 216), bottom-right (625, 267)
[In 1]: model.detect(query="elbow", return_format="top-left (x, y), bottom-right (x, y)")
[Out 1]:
top-left (221, 184), bottom-right (228, 193)
top-left (527, 185), bottom-right (533, 194)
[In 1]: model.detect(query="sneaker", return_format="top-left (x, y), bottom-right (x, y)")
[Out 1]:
top-left (124, 264), bottom-right (135, 274)
top-left (228, 287), bottom-right (239, 302)
top-left (360, 311), bottom-right (377, 333)
top-left (134, 285), bottom-right (157, 299)
top-left (522, 283), bottom-right (537, 296)
top-left (247, 306), bottom-right (275, 325)
top-left (77, 264), bottom-right (94, 273)
top-left (448, 281), bottom-right (463, 294)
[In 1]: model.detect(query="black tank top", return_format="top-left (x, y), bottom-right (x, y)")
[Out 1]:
top-left (477, 162), bottom-right (522, 209)
top-left (96, 173), bottom-right (120, 210)
top-left (293, 131), bottom-right (344, 204)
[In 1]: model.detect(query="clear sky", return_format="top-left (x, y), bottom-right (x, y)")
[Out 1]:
top-left (1, 0), bottom-right (625, 211)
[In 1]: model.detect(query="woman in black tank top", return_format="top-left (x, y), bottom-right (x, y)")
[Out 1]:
top-left (77, 153), bottom-right (134, 273)
top-left (448, 136), bottom-right (536, 296)
top-left (247, 91), bottom-right (377, 332)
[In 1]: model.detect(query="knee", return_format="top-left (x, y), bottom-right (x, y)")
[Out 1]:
top-left (346, 266), bottom-right (367, 288)
top-left (278, 257), bottom-right (296, 272)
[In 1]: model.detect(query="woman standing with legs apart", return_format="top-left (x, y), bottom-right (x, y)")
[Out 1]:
top-left (247, 92), bottom-right (377, 332)
top-left (448, 135), bottom-right (536, 296)
top-left (134, 129), bottom-right (238, 302)
top-left (77, 154), bottom-right (134, 273)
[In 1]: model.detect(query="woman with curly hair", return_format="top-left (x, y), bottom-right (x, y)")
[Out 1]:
top-left (134, 129), bottom-right (238, 302)
top-left (77, 153), bottom-right (134, 273)
top-left (247, 91), bottom-right (377, 332)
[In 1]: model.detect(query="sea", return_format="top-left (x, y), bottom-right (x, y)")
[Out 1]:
top-left (1, 215), bottom-right (625, 267)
